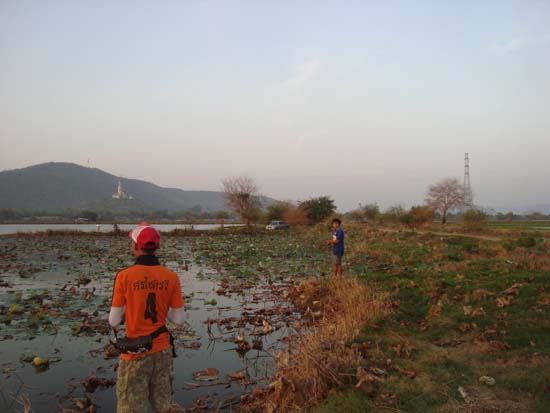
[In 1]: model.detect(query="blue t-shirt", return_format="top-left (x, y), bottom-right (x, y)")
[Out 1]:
top-left (332, 227), bottom-right (344, 256)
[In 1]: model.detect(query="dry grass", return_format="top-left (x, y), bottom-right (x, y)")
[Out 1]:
top-left (241, 277), bottom-right (390, 413)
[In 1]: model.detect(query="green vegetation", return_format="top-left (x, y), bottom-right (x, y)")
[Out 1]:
top-left (191, 223), bottom-right (550, 412)
top-left (489, 221), bottom-right (550, 231)
top-left (299, 196), bottom-right (337, 223)
top-left (459, 208), bottom-right (489, 231)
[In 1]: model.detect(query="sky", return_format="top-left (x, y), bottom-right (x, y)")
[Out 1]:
top-left (1, 0), bottom-right (549, 212)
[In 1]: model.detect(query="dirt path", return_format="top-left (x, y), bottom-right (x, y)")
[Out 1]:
top-left (377, 227), bottom-right (502, 242)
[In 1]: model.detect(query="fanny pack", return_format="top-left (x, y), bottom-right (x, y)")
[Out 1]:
top-left (111, 325), bottom-right (176, 357)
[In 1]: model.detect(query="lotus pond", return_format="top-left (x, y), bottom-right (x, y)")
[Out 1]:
top-left (0, 231), bottom-right (330, 412)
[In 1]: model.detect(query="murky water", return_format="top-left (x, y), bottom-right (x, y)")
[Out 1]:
top-left (0, 223), bottom-right (242, 236)
top-left (0, 235), bottom-right (297, 412)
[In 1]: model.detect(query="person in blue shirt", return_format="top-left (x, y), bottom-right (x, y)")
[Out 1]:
top-left (326, 218), bottom-right (344, 277)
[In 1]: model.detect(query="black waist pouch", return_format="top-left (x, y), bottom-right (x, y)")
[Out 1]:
top-left (111, 325), bottom-right (176, 357)
top-left (115, 335), bottom-right (153, 355)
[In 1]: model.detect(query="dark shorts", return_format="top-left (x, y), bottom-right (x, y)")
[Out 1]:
top-left (333, 254), bottom-right (343, 265)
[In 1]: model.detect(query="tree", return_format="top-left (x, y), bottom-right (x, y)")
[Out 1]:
top-left (282, 203), bottom-right (309, 225)
top-left (221, 175), bottom-right (261, 228)
top-left (381, 205), bottom-right (407, 224)
top-left (528, 212), bottom-right (545, 221)
top-left (213, 211), bottom-right (230, 229)
top-left (299, 196), bottom-right (336, 223)
top-left (80, 210), bottom-right (98, 222)
top-left (266, 201), bottom-right (293, 222)
top-left (426, 178), bottom-right (465, 224)
top-left (347, 208), bottom-right (365, 222)
top-left (363, 203), bottom-right (380, 222)
top-left (0, 209), bottom-right (18, 221)
top-left (504, 212), bottom-right (515, 222)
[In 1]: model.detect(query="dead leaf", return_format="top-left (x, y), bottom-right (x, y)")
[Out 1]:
top-left (403, 368), bottom-right (417, 379)
top-left (495, 296), bottom-right (513, 308)
top-left (502, 283), bottom-right (522, 296)
top-left (355, 367), bottom-right (383, 395)
top-left (426, 303), bottom-right (442, 320)
top-left (489, 340), bottom-right (510, 351)
top-left (458, 322), bottom-right (471, 333)
top-left (472, 289), bottom-right (495, 302)
top-left (228, 372), bottom-right (245, 381)
top-left (193, 368), bottom-right (219, 382)
top-left (471, 307), bottom-right (485, 317)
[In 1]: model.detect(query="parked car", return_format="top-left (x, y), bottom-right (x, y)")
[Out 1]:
top-left (266, 220), bottom-right (290, 230)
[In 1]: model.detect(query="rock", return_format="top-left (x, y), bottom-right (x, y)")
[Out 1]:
top-left (479, 375), bottom-right (496, 386)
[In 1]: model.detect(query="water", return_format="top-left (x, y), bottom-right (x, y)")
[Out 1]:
top-left (0, 235), bottom-right (297, 412)
top-left (0, 223), bottom-right (242, 236)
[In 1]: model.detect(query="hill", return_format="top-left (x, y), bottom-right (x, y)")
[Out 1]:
top-left (0, 162), bottom-right (273, 215)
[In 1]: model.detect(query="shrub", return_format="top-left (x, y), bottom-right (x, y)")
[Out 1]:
top-left (299, 196), bottom-right (336, 224)
top-left (381, 205), bottom-right (406, 224)
top-left (460, 209), bottom-right (488, 231)
top-left (363, 204), bottom-right (380, 222)
top-left (266, 201), bottom-right (293, 222)
top-left (282, 204), bottom-right (309, 226)
top-left (401, 205), bottom-right (434, 229)
top-left (516, 236), bottom-right (537, 248)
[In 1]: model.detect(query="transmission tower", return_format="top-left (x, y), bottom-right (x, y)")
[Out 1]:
top-left (463, 153), bottom-right (473, 208)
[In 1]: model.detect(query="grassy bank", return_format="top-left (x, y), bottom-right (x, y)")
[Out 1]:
top-left (190, 223), bottom-right (550, 412)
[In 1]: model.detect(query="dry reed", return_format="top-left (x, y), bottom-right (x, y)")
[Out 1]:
top-left (242, 277), bottom-right (390, 413)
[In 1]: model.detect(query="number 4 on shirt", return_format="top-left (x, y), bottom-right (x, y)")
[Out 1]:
top-left (144, 292), bottom-right (158, 323)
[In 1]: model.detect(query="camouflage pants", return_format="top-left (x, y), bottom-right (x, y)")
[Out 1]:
top-left (116, 349), bottom-right (173, 413)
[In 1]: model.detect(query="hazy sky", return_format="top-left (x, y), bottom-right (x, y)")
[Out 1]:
top-left (1, 1), bottom-right (549, 211)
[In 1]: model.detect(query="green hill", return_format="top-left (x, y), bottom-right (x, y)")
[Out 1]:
top-left (0, 162), bottom-right (272, 215)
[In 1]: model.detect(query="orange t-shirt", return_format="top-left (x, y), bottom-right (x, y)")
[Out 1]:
top-left (111, 255), bottom-right (184, 360)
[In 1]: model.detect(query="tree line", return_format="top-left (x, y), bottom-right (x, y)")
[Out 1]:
top-left (1, 175), bottom-right (548, 227)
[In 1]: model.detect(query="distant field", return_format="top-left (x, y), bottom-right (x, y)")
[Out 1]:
top-left (488, 221), bottom-right (550, 231)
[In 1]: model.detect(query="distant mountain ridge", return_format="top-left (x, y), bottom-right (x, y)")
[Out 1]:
top-left (0, 162), bottom-right (273, 214)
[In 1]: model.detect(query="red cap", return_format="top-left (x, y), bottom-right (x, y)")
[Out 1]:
top-left (129, 222), bottom-right (160, 249)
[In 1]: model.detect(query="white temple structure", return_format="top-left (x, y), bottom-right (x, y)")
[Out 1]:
top-left (112, 179), bottom-right (133, 199)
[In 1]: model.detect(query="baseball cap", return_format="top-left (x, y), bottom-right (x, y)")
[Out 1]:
top-left (129, 222), bottom-right (160, 249)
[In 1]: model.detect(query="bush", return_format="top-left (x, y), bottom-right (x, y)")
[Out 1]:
top-left (460, 209), bottom-right (488, 231)
top-left (266, 201), bottom-right (293, 222)
top-left (346, 203), bottom-right (380, 223)
top-left (363, 204), bottom-right (380, 222)
top-left (282, 204), bottom-right (309, 226)
top-left (381, 205), bottom-right (406, 224)
top-left (516, 237), bottom-right (537, 248)
top-left (401, 205), bottom-right (434, 229)
top-left (299, 196), bottom-right (336, 224)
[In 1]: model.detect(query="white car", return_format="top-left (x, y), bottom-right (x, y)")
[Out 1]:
top-left (266, 220), bottom-right (290, 230)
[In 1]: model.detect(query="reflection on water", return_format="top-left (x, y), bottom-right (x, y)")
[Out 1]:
top-left (0, 235), bottom-right (297, 412)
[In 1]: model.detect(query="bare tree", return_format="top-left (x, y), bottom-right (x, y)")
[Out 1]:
top-left (221, 175), bottom-right (261, 228)
top-left (426, 178), bottom-right (465, 224)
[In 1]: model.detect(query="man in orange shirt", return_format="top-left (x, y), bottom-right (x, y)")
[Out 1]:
top-left (109, 223), bottom-right (185, 413)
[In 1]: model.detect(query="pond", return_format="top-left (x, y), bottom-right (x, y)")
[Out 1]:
top-left (0, 235), bottom-right (299, 412)
top-left (0, 224), bottom-right (242, 236)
